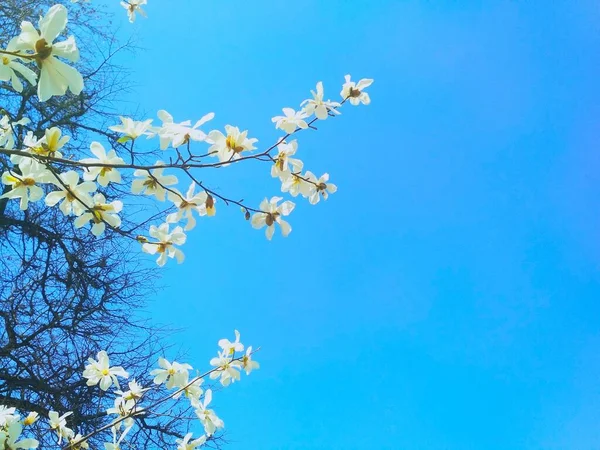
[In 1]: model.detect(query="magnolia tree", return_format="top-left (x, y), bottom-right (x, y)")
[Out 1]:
top-left (0, 2), bottom-right (373, 449)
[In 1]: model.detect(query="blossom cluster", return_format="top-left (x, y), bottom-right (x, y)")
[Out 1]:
top-left (0, 3), bottom-right (373, 267)
top-left (0, 331), bottom-right (258, 449)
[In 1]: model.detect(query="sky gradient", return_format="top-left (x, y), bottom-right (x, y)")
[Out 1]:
top-left (102, 1), bottom-right (600, 448)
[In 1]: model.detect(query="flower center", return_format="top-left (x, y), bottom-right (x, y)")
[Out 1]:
top-left (349, 87), bottom-right (361, 98)
top-left (101, 368), bottom-right (110, 376)
top-left (99, 167), bottom-right (112, 177)
top-left (265, 212), bottom-right (279, 226)
top-left (276, 155), bottom-right (285, 171)
top-left (157, 243), bottom-right (170, 254)
top-left (34, 38), bottom-right (52, 61)
top-left (143, 178), bottom-right (157, 189)
top-left (225, 135), bottom-right (244, 153)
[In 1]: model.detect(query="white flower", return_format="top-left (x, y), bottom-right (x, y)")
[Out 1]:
top-left (271, 108), bottom-right (309, 134)
top-left (0, 406), bottom-right (16, 426)
top-left (120, 0), bottom-right (148, 23)
top-left (48, 411), bottom-right (73, 443)
top-left (45, 170), bottom-right (96, 216)
top-left (166, 183), bottom-right (211, 230)
top-left (251, 196), bottom-right (295, 240)
top-left (115, 380), bottom-right (149, 401)
top-left (0, 38), bottom-right (37, 92)
top-left (0, 115), bottom-right (30, 150)
top-left (271, 140), bottom-right (303, 180)
top-left (301, 82), bottom-right (340, 120)
top-left (106, 396), bottom-right (138, 430)
top-left (141, 223), bottom-right (187, 266)
top-left (0, 420), bottom-right (39, 449)
top-left (80, 142), bottom-right (125, 186)
top-left (304, 171), bottom-right (337, 204)
top-left (176, 433), bottom-right (206, 450)
top-left (39, 127), bottom-right (69, 156)
top-left (74, 193), bottom-right (123, 236)
top-left (0, 161), bottom-right (50, 210)
top-left (154, 110), bottom-right (214, 149)
top-left (340, 75), bottom-right (373, 106)
top-left (12, 127), bottom-right (69, 167)
top-left (207, 125), bottom-right (257, 163)
top-left (82, 350), bottom-right (129, 391)
top-left (131, 163), bottom-right (177, 201)
top-left (194, 390), bottom-right (224, 436)
top-left (68, 434), bottom-right (89, 450)
top-left (104, 424), bottom-right (131, 450)
top-left (109, 117), bottom-right (153, 142)
top-left (150, 358), bottom-right (192, 388)
top-left (174, 377), bottom-right (204, 402)
top-left (15, 4), bottom-right (83, 101)
top-left (218, 330), bottom-right (244, 355)
top-left (209, 351), bottom-right (241, 387)
top-left (281, 172), bottom-right (310, 198)
top-left (241, 346), bottom-right (260, 375)
top-left (22, 412), bottom-right (38, 427)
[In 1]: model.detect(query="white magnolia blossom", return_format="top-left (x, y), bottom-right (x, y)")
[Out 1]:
top-left (176, 433), bottom-right (206, 450)
top-left (271, 140), bottom-right (303, 181)
top-left (115, 380), bottom-right (149, 401)
top-left (106, 396), bottom-right (138, 429)
top-left (207, 125), bottom-right (257, 163)
top-left (150, 358), bottom-right (193, 389)
top-left (109, 117), bottom-right (153, 142)
top-left (121, 0), bottom-right (148, 23)
top-left (341, 75), bottom-right (373, 106)
top-left (251, 196), bottom-right (295, 240)
top-left (0, 161), bottom-right (50, 210)
top-left (154, 110), bottom-right (214, 149)
top-left (0, 407), bottom-right (16, 427)
top-left (104, 425), bottom-right (131, 450)
top-left (15, 4), bottom-right (83, 101)
top-left (80, 142), bottom-right (125, 186)
top-left (0, 420), bottom-right (39, 450)
top-left (22, 413), bottom-right (38, 427)
top-left (301, 81), bottom-right (340, 120)
top-left (218, 330), bottom-right (244, 355)
top-left (0, 116), bottom-right (29, 150)
top-left (82, 350), bottom-right (129, 391)
top-left (141, 223), bottom-right (187, 266)
top-left (271, 107), bottom-right (309, 134)
top-left (68, 434), bottom-right (89, 450)
top-left (131, 163), bottom-right (177, 201)
top-left (45, 170), bottom-right (96, 216)
top-left (167, 183), bottom-right (212, 230)
top-left (174, 376), bottom-right (204, 402)
top-left (304, 171), bottom-right (337, 204)
top-left (241, 346), bottom-right (260, 375)
top-left (13, 127), bottom-right (69, 167)
top-left (48, 411), bottom-right (73, 443)
top-left (209, 351), bottom-right (241, 387)
top-left (194, 390), bottom-right (224, 436)
top-left (74, 193), bottom-right (123, 236)
top-left (0, 38), bottom-right (37, 93)
top-left (281, 171), bottom-right (311, 198)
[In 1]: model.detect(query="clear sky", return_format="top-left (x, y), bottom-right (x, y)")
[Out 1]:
top-left (101, 1), bottom-right (600, 448)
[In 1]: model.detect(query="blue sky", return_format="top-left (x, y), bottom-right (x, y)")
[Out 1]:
top-left (100, 1), bottom-right (600, 448)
